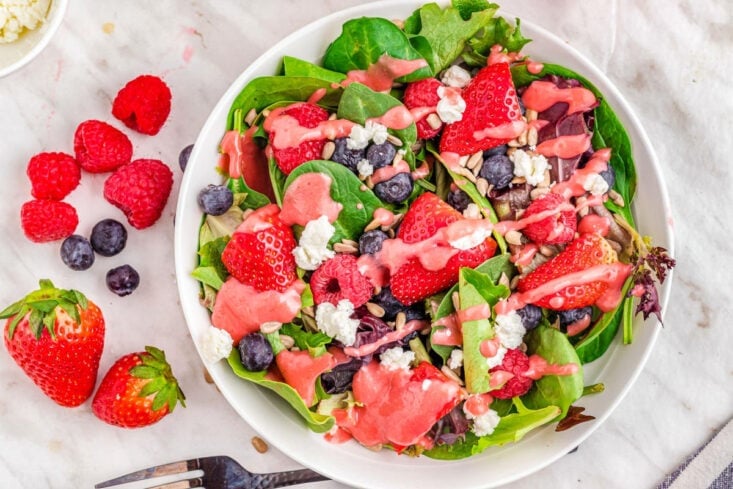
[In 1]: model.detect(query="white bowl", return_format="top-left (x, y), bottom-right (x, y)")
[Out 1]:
top-left (0, 0), bottom-right (68, 78)
top-left (174, 1), bottom-right (675, 487)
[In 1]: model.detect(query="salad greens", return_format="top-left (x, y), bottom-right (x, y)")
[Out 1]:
top-left (193, 0), bottom-right (674, 461)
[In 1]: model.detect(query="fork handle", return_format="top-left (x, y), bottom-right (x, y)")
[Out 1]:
top-left (254, 468), bottom-right (330, 488)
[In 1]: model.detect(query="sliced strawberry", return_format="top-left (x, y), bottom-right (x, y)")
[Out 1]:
top-left (403, 78), bottom-right (444, 139)
top-left (517, 233), bottom-right (618, 310)
top-left (391, 193), bottom-right (497, 305)
top-left (268, 103), bottom-right (328, 175)
top-left (522, 193), bottom-right (577, 245)
top-left (221, 204), bottom-right (297, 292)
top-left (439, 62), bottom-right (522, 156)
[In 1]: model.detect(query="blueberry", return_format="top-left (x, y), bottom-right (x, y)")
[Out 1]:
top-left (60, 235), bottom-right (95, 271)
top-left (371, 286), bottom-right (406, 322)
top-left (446, 189), bottom-right (471, 212)
top-left (331, 138), bottom-right (365, 172)
top-left (106, 264), bottom-right (140, 296)
top-left (90, 219), bottom-right (127, 257)
top-left (365, 142), bottom-right (396, 169)
top-left (238, 332), bottom-right (274, 371)
top-left (479, 154), bottom-right (514, 190)
top-left (518, 97), bottom-right (526, 116)
top-left (599, 165), bottom-right (615, 189)
top-left (179, 144), bottom-right (194, 172)
top-left (516, 304), bottom-right (542, 330)
top-left (483, 144), bottom-right (508, 158)
top-left (197, 184), bottom-right (234, 216)
top-left (558, 307), bottom-right (593, 330)
top-left (373, 172), bottom-right (413, 204)
top-left (359, 229), bottom-right (389, 255)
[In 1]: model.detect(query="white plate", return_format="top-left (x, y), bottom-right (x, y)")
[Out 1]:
top-left (174, 2), bottom-right (675, 487)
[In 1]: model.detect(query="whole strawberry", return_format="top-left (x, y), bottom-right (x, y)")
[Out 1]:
top-left (440, 62), bottom-right (522, 155)
top-left (221, 204), bottom-right (298, 292)
top-left (92, 346), bottom-right (185, 428)
top-left (103, 159), bottom-right (173, 229)
top-left (74, 120), bottom-right (133, 173)
top-left (112, 75), bottom-right (172, 136)
top-left (20, 199), bottom-right (78, 243)
top-left (27, 152), bottom-right (81, 200)
top-left (1, 280), bottom-right (105, 407)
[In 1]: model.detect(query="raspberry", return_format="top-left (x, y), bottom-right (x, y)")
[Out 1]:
top-left (74, 120), bottom-right (133, 173)
top-left (522, 193), bottom-right (577, 245)
top-left (403, 78), bottom-right (444, 139)
top-left (489, 349), bottom-right (534, 399)
top-left (310, 254), bottom-right (373, 308)
top-left (269, 103), bottom-right (328, 175)
top-left (103, 159), bottom-right (173, 229)
top-left (20, 200), bottom-right (78, 243)
top-left (26, 152), bottom-right (81, 200)
top-left (112, 75), bottom-right (172, 135)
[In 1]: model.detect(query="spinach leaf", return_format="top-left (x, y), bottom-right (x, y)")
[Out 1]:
top-left (227, 76), bottom-right (342, 130)
top-left (226, 176), bottom-right (270, 210)
top-left (280, 323), bottom-right (332, 357)
top-left (283, 160), bottom-right (383, 243)
top-left (227, 349), bottom-right (334, 433)
top-left (337, 82), bottom-right (417, 147)
top-left (511, 64), bottom-right (637, 226)
top-left (192, 236), bottom-right (230, 290)
top-left (464, 17), bottom-right (531, 66)
top-left (424, 397), bottom-right (560, 459)
top-left (268, 157), bottom-right (288, 207)
top-left (453, 0), bottom-right (499, 20)
top-left (574, 278), bottom-right (632, 363)
top-left (460, 267), bottom-right (510, 306)
top-left (401, 2), bottom-right (497, 74)
top-left (458, 278), bottom-right (493, 394)
top-left (522, 326), bottom-right (584, 418)
top-left (430, 146), bottom-right (507, 253)
top-left (323, 18), bottom-right (432, 82)
top-left (282, 56), bottom-right (346, 83)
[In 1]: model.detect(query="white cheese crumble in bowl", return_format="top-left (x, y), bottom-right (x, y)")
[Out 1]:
top-left (0, 0), bottom-right (68, 78)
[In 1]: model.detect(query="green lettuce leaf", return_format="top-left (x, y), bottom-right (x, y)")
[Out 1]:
top-left (463, 17), bottom-right (532, 66)
top-left (282, 56), bottom-right (346, 83)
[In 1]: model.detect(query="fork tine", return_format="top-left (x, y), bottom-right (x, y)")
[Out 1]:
top-left (94, 460), bottom-right (198, 488)
top-left (146, 477), bottom-right (204, 489)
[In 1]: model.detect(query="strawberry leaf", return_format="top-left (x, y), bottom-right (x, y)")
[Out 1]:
top-left (130, 365), bottom-right (160, 379)
top-left (138, 377), bottom-right (166, 397)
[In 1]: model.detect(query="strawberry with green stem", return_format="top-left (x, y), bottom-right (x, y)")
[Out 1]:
top-left (1, 280), bottom-right (105, 407)
top-left (92, 346), bottom-right (185, 428)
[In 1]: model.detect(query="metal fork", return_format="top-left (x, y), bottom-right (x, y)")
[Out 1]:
top-left (95, 455), bottom-right (330, 489)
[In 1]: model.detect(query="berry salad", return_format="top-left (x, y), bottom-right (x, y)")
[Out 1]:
top-left (193, 0), bottom-right (674, 458)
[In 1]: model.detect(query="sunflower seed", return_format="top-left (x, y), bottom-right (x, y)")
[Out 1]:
top-left (527, 126), bottom-right (538, 147)
top-left (476, 178), bottom-right (489, 197)
top-left (609, 189), bottom-right (625, 207)
top-left (530, 187), bottom-right (550, 200)
top-left (260, 321), bottom-right (282, 334)
top-left (466, 151), bottom-right (483, 170)
top-left (279, 334), bottom-right (295, 349)
top-left (251, 436), bottom-right (269, 453)
top-left (386, 134), bottom-right (403, 147)
top-left (526, 109), bottom-right (538, 121)
top-left (441, 365), bottom-right (465, 385)
top-left (244, 108), bottom-right (257, 126)
top-left (451, 291), bottom-right (461, 311)
top-left (321, 141), bottom-right (336, 160)
top-left (395, 312), bottom-right (407, 330)
top-left (426, 113), bottom-right (442, 130)
top-left (505, 230), bottom-right (523, 246)
top-left (334, 242), bottom-right (358, 254)
top-left (366, 302), bottom-right (386, 318)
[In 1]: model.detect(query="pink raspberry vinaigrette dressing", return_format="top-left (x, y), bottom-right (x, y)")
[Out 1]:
top-left (339, 54), bottom-right (428, 93)
top-left (279, 172), bottom-right (343, 227)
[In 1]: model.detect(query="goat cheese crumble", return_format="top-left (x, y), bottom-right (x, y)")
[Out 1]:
top-left (448, 348), bottom-right (464, 369)
top-left (436, 86), bottom-right (466, 124)
top-left (200, 326), bottom-right (233, 364)
top-left (347, 120), bottom-right (389, 149)
top-left (467, 408), bottom-right (501, 437)
top-left (292, 215), bottom-right (335, 270)
top-left (357, 158), bottom-right (374, 177)
top-left (494, 311), bottom-right (526, 349)
top-left (315, 299), bottom-right (360, 346)
top-left (441, 65), bottom-right (472, 88)
top-left (510, 149), bottom-right (549, 186)
top-left (379, 346), bottom-right (415, 371)
top-left (486, 346), bottom-right (508, 369)
top-left (583, 172), bottom-right (610, 196)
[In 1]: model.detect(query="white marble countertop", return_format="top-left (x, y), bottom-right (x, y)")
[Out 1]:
top-left (1, 1), bottom-right (731, 488)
